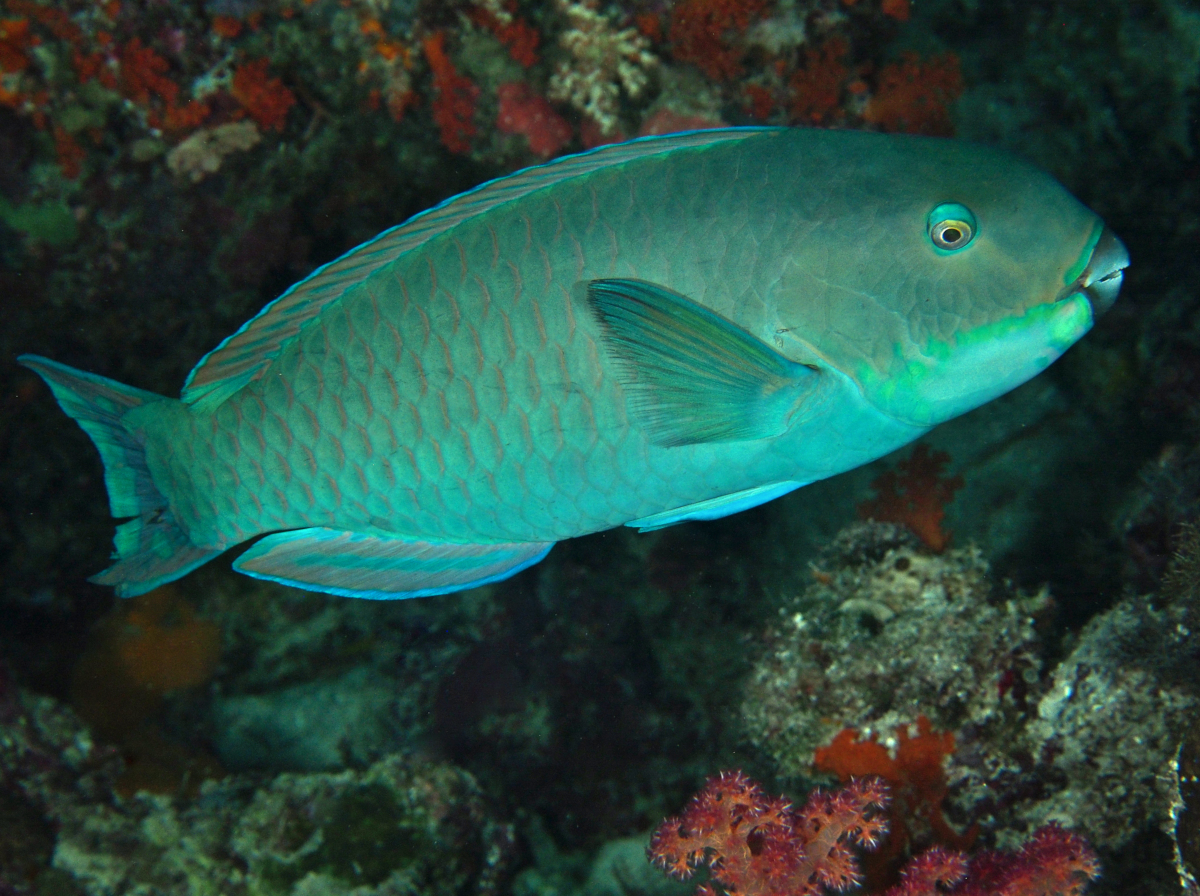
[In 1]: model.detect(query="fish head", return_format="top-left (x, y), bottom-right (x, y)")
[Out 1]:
top-left (773, 133), bottom-right (1129, 428)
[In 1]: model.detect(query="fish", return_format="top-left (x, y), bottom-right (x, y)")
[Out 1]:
top-left (20, 127), bottom-right (1129, 600)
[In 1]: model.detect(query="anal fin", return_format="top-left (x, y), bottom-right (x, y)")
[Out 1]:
top-left (233, 528), bottom-right (554, 599)
top-left (628, 481), bottom-right (805, 531)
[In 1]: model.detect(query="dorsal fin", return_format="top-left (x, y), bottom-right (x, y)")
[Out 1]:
top-left (181, 127), bottom-right (778, 410)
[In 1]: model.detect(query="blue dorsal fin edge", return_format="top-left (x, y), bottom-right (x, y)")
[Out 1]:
top-left (181, 128), bottom-right (782, 412)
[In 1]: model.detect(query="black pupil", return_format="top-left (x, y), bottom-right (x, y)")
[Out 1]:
top-left (941, 226), bottom-right (963, 244)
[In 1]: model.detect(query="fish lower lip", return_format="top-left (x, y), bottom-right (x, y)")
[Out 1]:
top-left (1073, 225), bottom-right (1129, 316)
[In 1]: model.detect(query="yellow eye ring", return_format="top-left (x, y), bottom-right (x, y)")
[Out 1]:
top-left (928, 203), bottom-right (977, 252)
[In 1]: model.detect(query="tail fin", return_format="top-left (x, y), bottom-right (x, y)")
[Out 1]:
top-left (18, 355), bottom-right (220, 597)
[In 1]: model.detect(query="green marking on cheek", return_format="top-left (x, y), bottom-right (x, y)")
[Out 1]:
top-left (1063, 220), bottom-right (1105, 286)
top-left (855, 293), bottom-right (1094, 426)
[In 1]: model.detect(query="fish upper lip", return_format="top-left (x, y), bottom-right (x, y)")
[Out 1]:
top-left (1062, 225), bottom-right (1129, 316)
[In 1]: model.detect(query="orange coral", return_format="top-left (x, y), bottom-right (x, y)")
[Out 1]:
top-left (232, 58), bottom-right (295, 131)
top-left (115, 586), bottom-right (222, 692)
top-left (788, 37), bottom-right (849, 125)
top-left (668, 0), bottom-right (768, 82)
top-left (857, 444), bottom-right (964, 552)
top-left (863, 52), bottom-right (963, 136)
top-left (423, 31), bottom-right (479, 155)
top-left (815, 716), bottom-right (976, 884)
top-left (71, 585), bottom-right (223, 796)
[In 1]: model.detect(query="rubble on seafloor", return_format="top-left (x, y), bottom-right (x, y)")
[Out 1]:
top-left (0, 679), bottom-right (517, 896)
top-left (743, 520), bottom-right (1199, 860)
top-left (742, 521), bottom-right (1050, 778)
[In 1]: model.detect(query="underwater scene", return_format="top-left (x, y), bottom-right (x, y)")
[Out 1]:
top-left (1, 0), bottom-right (1199, 893)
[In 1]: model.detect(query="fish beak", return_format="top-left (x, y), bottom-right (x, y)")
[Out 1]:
top-left (1068, 226), bottom-right (1129, 317)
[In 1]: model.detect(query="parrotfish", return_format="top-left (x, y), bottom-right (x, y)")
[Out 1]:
top-left (21, 127), bottom-right (1129, 599)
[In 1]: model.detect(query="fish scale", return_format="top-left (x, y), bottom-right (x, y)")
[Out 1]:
top-left (20, 127), bottom-right (1129, 598)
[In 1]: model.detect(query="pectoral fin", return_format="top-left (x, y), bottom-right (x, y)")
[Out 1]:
top-left (587, 279), bottom-right (818, 447)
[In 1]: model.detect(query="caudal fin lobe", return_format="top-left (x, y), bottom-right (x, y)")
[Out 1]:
top-left (18, 355), bottom-right (220, 596)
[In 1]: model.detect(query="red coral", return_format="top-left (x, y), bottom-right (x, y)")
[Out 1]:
top-left (497, 81), bottom-right (571, 158)
top-left (0, 18), bottom-right (37, 74)
top-left (119, 37), bottom-right (178, 106)
top-left (668, 0), bottom-right (768, 82)
top-left (857, 444), bottom-right (964, 552)
top-left (232, 58), bottom-right (295, 131)
top-left (423, 31), bottom-right (479, 155)
top-left (649, 771), bottom-right (889, 896)
top-left (211, 15), bottom-right (242, 39)
top-left (788, 37), bottom-right (849, 125)
top-left (53, 124), bottom-right (84, 178)
top-left (744, 83), bottom-right (774, 121)
top-left (882, 0), bottom-right (911, 21)
top-left (473, 7), bottom-right (539, 68)
top-left (888, 826), bottom-right (1099, 896)
top-left (635, 12), bottom-right (663, 43)
top-left (8, 0), bottom-right (82, 45)
top-left (863, 52), bottom-right (963, 136)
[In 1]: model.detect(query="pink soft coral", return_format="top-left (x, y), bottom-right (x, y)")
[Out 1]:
top-left (651, 774), bottom-right (1100, 896)
top-left (648, 771), bottom-right (889, 896)
top-left (887, 824), bottom-right (1099, 896)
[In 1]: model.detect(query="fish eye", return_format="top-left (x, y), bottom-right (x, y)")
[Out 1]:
top-left (927, 203), bottom-right (977, 252)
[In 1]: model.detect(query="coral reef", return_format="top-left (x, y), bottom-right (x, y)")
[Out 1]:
top-left (1002, 589), bottom-right (1197, 850)
top-left (742, 522), bottom-right (1048, 779)
top-left (547, 0), bottom-right (656, 135)
top-left (0, 671), bottom-right (516, 895)
top-left (744, 518), bottom-right (1200, 871)
top-left (1169, 720), bottom-right (1200, 895)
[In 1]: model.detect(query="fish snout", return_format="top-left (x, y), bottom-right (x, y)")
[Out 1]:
top-left (1073, 225), bottom-right (1129, 316)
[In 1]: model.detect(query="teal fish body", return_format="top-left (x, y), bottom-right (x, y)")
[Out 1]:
top-left (21, 128), bottom-right (1129, 599)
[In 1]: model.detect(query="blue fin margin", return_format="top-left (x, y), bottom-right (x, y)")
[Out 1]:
top-left (233, 527), bottom-right (554, 599)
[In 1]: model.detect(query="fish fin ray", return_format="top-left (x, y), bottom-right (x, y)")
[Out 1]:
top-left (181, 128), bottom-right (778, 410)
top-left (628, 481), bottom-right (806, 531)
top-left (233, 528), bottom-right (554, 599)
top-left (587, 279), bottom-right (818, 446)
top-left (18, 355), bottom-right (221, 596)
